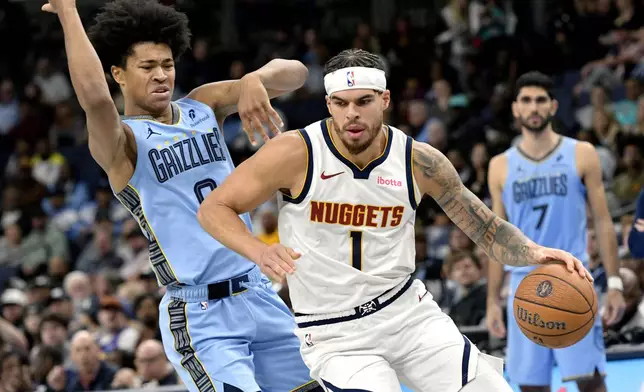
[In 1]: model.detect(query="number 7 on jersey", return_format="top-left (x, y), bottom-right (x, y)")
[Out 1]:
top-left (349, 231), bottom-right (363, 270)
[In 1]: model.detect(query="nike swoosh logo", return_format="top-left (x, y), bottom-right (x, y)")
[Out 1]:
top-left (320, 171), bottom-right (344, 180)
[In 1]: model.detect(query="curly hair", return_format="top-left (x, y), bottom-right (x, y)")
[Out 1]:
top-left (323, 49), bottom-right (385, 76)
top-left (88, 0), bottom-right (192, 72)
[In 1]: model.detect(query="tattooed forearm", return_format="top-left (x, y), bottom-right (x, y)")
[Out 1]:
top-left (412, 142), bottom-right (535, 266)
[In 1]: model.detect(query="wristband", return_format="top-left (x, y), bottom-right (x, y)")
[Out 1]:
top-left (607, 276), bottom-right (623, 291)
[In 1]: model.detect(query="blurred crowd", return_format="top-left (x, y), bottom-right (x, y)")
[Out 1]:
top-left (1, 0), bottom-right (644, 391)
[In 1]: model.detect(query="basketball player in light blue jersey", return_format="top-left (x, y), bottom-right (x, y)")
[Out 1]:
top-left (42, 0), bottom-right (321, 391)
top-left (486, 72), bottom-right (627, 392)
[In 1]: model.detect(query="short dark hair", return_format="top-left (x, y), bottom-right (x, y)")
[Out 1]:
top-left (88, 0), bottom-right (192, 72)
top-left (514, 71), bottom-right (554, 100)
top-left (444, 250), bottom-right (481, 275)
top-left (323, 49), bottom-right (386, 76)
top-left (39, 312), bottom-right (69, 333)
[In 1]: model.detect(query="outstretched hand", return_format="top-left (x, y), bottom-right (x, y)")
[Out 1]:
top-left (237, 74), bottom-right (283, 146)
top-left (529, 246), bottom-right (593, 282)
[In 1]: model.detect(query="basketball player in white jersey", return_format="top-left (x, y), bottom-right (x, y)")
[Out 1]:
top-left (197, 49), bottom-right (592, 391)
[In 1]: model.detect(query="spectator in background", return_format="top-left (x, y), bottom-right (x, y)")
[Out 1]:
top-left (613, 138), bottom-right (644, 204)
top-left (257, 210), bottom-right (279, 245)
top-left (30, 138), bottom-right (66, 189)
top-left (0, 79), bottom-right (20, 135)
top-left (31, 58), bottom-right (72, 107)
top-left (0, 212), bottom-right (31, 270)
top-left (604, 267), bottom-right (644, 343)
top-left (20, 205), bottom-right (69, 280)
top-left (134, 339), bottom-right (179, 387)
top-left (629, 187), bottom-right (644, 257)
top-left (132, 294), bottom-right (161, 342)
top-left (49, 102), bottom-right (85, 149)
top-left (576, 84), bottom-right (613, 130)
top-left (0, 289), bottom-right (27, 328)
top-left (47, 330), bottom-right (116, 392)
top-left (443, 250), bottom-right (488, 326)
top-left (613, 78), bottom-right (641, 128)
top-left (0, 350), bottom-right (31, 392)
top-left (469, 142), bottom-right (491, 202)
top-left (30, 345), bottom-right (64, 391)
top-left (117, 225), bottom-right (150, 281)
top-left (634, 95), bottom-right (644, 134)
top-left (590, 109), bottom-right (621, 152)
top-left (94, 296), bottom-right (140, 361)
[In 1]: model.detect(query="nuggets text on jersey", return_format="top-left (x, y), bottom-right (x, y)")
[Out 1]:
top-left (309, 201), bottom-right (404, 227)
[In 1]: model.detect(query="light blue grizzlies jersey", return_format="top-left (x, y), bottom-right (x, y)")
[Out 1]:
top-left (115, 98), bottom-right (254, 287)
top-left (501, 136), bottom-right (588, 274)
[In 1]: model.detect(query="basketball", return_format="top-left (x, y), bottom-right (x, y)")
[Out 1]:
top-left (513, 263), bottom-right (597, 349)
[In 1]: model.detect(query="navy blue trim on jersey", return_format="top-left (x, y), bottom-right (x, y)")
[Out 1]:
top-left (321, 119), bottom-right (393, 180)
top-left (516, 136), bottom-right (563, 163)
top-left (321, 379), bottom-right (372, 392)
top-left (461, 335), bottom-right (472, 387)
top-left (405, 136), bottom-right (418, 210)
top-left (282, 129), bottom-right (313, 204)
top-left (295, 277), bottom-right (413, 328)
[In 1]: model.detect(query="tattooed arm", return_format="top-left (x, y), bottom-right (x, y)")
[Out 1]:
top-left (412, 141), bottom-right (590, 277)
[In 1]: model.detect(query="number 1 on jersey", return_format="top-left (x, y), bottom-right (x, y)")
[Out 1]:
top-left (349, 231), bottom-right (363, 270)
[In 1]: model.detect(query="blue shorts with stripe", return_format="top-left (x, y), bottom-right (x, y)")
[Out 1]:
top-left (506, 272), bottom-right (607, 386)
top-left (158, 266), bottom-right (320, 392)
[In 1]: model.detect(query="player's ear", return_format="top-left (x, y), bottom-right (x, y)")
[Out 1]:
top-left (511, 100), bottom-right (519, 118)
top-left (381, 90), bottom-right (391, 111)
top-left (551, 99), bottom-right (559, 116)
top-left (111, 65), bottom-right (125, 87)
top-left (325, 95), bottom-right (332, 115)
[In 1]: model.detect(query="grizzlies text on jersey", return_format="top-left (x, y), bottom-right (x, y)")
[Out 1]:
top-left (501, 136), bottom-right (588, 273)
top-left (116, 98), bottom-right (254, 286)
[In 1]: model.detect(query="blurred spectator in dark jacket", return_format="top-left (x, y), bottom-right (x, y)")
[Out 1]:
top-left (628, 187), bottom-right (644, 257)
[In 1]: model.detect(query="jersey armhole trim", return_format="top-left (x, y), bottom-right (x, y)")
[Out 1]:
top-left (282, 129), bottom-right (313, 204)
top-left (405, 136), bottom-right (420, 210)
top-left (114, 184), bottom-right (180, 286)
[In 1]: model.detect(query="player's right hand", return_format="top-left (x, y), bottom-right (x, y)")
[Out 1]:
top-left (486, 302), bottom-right (506, 339)
top-left (41, 0), bottom-right (76, 14)
top-left (258, 243), bottom-right (299, 282)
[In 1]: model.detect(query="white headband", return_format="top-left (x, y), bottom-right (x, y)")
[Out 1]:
top-left (324, 66), bottom-right (387, 96)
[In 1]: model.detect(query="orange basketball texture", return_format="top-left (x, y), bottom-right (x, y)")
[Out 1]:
top-left (513, 263), bottom-right (598, 349)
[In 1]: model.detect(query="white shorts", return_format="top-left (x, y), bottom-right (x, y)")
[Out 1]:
top-left (294, 278), bottom-right (510, 392)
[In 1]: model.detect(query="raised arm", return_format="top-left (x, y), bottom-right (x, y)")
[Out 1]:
top-left (197, 131), bottom-right (308, 281)
top-left (187, 59), bottom-right (308, 139)
top-left (44, 2), bottom-right (128, 175)
top-left (412, 141), bottom-right (591, 278)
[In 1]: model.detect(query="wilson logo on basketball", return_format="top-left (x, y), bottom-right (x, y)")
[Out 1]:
top-left (516, 305), bottom-right (567, 330)
top-left (377, 176), bottom-right (402, 187)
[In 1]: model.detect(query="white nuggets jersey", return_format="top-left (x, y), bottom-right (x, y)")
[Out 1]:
top-left (277, 118), bottom-right (422, 314)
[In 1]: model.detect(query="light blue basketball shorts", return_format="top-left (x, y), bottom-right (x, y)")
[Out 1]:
top-left (505, 272), bottom-right (607, 386)
top-left (158, 266), bottom-right (320, 391)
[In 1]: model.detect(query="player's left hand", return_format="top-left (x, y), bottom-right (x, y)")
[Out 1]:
top-left (530, 246), bottom-right (594, 282)
top-left (238, 74), bottom-right (283, 146)
top-left (602, 289), bottom-right (626, 326)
